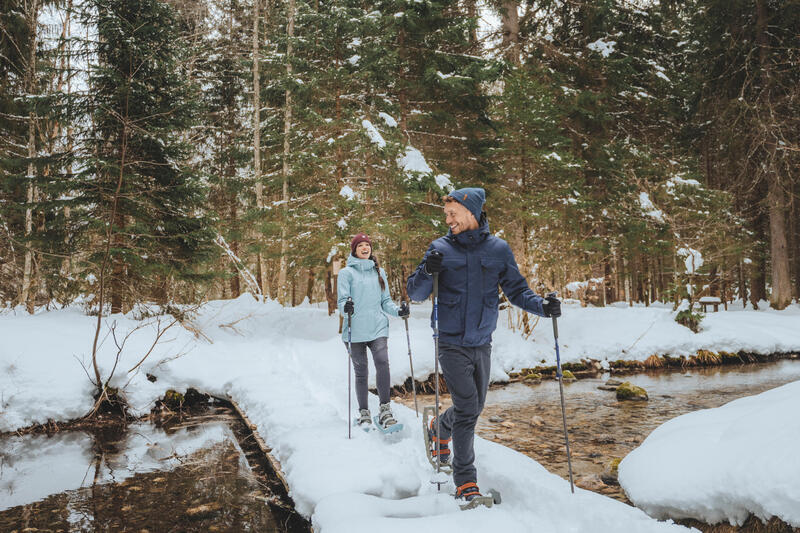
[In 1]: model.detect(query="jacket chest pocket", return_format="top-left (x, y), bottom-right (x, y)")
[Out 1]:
top-left (480, 257), bottom-right (503, 304)
top-left (436, 294), bottom-right (463, 334)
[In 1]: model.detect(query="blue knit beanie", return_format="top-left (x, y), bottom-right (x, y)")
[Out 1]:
top-left (449, 187), bottom-right (485, 223)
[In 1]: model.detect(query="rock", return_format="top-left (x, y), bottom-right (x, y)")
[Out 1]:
top-left (616, 381), bottom-right (648, 401)
top-left (523, 372), bottom-right (542, 383)
top-left (560, 370), bottom-right (577, 382)
top-left (488, 415), bottom-right (504, 423)
top-left (601, 458), bottom-right (622, 485)
top-left (597, 385), bottom-right (618, 391)
top-left (494, 433), bottom-right (512, 441)
top-left (500, 421), bottom-right (515, 428)
top-left (529, 415), bottom-right (544, 427)
top-left (592, 434), bottom-right (616, 444)
top-left (575, 474), bottom-right (605, 491)
top-left (605, 379), bottom-right (623, 386)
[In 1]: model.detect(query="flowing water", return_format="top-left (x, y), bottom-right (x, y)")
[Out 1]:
top-left (0, 406), bottom-right (309, 532)
top-left (401, 359), bottom-right (800, 502)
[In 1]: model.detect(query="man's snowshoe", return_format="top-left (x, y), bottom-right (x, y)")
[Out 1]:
top-left (422, 406), bottom-right (453, 473)
top-left (354, 408), bottom-right (373, 432)
top-left (456, 483), bottom-right (501, 511)
top-left (373, 403), bottom-right (403, 434)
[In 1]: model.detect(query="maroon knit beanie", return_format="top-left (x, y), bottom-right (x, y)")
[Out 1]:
top-left (350, 233), bottom-right (372, 256)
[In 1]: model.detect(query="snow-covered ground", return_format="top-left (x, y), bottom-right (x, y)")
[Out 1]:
top-left (619, 380), bottom-right (800, 528)
top-left (2, 296), bottom-right (798, 530)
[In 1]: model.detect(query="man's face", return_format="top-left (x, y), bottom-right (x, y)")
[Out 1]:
top-left (444, 201), bottom-right (478, 235)
top-left (355, 241), bottom-right (371, 259)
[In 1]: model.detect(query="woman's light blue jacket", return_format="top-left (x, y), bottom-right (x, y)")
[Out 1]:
top-left (337, 255), bottom-right (399, 343)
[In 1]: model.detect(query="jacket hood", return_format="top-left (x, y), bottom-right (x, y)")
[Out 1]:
top-left (346, 255), bottom-right (376, 271)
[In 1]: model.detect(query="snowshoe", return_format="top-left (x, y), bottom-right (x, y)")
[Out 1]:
top-left (373, 403), bottom-right (403, 434)
top-left (353, 409), bottom-right (373, 432)
top-left (456, 483), bottom-right (501, 511)
top-left (422, 406), bottom-right (453, 473)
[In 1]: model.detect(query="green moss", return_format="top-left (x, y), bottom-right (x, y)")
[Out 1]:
top-left (523, 372), bottom-right (542, 382)
top-left (616, 381), bottom-right (648, 401)
top-left (560, 369), bottom-right (576, 381)
top-left (607, 457), bottom-right (622, 476)
top-left (162, 389), bottom-right (184, 409)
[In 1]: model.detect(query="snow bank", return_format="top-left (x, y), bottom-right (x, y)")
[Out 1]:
top-left (0, 296), bottom-right (698, 531)
top-left (619, 381), bottom-right (800, 527)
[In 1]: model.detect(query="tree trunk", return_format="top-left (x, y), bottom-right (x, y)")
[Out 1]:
top-left (229, 201), bottom-right (240, 297)
top-left (500, 0), bottom-right (521, 66)
top-left (305, 267), bottom-right (314, 303)
top-left (325, 262), bottom-right (336, 315)
top-left (20, 0), bottom-right (40, 313)
top-left (277, 0), bottom-right (295, 305)
top-left (755, 0), bottom-right (791, 309)
top-left (766, 175), bottom-right (791, 309)
top-left (252, 0), bottom-right (266, 297)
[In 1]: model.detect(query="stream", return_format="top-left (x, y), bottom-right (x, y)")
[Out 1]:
top-left (400, 359), bottom-right (800, 503)
top-left (0, 406), bottom-right (309, 532)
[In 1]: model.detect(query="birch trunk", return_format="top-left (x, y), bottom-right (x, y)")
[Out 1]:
top-left (20, 0), bottom-right (40, 313)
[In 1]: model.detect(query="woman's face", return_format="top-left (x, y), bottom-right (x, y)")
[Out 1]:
top-left (355, 241), bottom-right (371, 259)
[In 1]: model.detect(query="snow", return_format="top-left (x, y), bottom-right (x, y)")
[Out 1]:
top-left (587, 38), bottom-right (616, 57)
top-left (339, 185), bottom-right (356, 200)
top-left (619, 381), bottom-right (800, 527)
top-left (348, 54), bottom-right (361, 66)
top-left (667, 176), bottom-right (702, 189)
top-left (3, 298), bottom-right (800, 530)
top-left (378, 112), bottom-right (397, 128)
top-left (544, 152), bottom-right (562, 161)
top-left (398, 146), bottom-right (433, 178)
top-left (639, 192), bottom-right (665, 223)
top-left (362, 120), bottom-right (386, 148)
top-left (677, 247), bottom-right (704, 274)
top-left (435, 174), bottom-right (453, 190)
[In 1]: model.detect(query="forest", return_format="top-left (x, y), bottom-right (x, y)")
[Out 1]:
top-left (2, 0), bottom-right (798, 316)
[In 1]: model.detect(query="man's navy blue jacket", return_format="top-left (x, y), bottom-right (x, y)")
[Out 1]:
top-left (406, 218), bottom-right (546, 347)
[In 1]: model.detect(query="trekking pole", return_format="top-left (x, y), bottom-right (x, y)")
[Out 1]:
top-left (548, 291), bottom-right (574, 493)
top-left (402, 301), bottom-right (419, 417)
top-left (346, 297), bottom-right (354, 440)
top-left (432, 273), bottom-right (442, 475)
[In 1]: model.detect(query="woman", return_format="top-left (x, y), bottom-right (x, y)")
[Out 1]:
top-left (338, 232), bottom-right (409, 430)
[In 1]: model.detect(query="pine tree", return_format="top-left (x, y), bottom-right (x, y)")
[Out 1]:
top-left (77, 0), bottom-right (216, 312)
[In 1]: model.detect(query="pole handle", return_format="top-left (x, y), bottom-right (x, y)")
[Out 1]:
top-left (546, 292), bottom-right (559, 339)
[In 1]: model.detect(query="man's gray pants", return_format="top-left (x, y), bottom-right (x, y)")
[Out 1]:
top-left (346, 336), bottom-right (391, 410)
top-left (435, 341), bottom-right (492, 488)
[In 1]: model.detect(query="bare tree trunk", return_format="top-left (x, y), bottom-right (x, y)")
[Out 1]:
top-left (500, 0), bottom-right (521, 66)
top-left (325, 262), bottom-right (336, 315)
top-left (767, 176), bottom-right (791, 308)
top-left (465, 0), bottom-right (478, 46)
top-left (277, 0), bottom-right (295, 304)
top-left (755, 0), bottom-right (791, 309)
top-left (252, 0), bottom-right (266, 297)
top-left (20, 0), bottom-right (40, 313)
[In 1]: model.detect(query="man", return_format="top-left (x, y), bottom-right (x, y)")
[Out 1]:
top-left (406, 187), bottom-right (561, 503)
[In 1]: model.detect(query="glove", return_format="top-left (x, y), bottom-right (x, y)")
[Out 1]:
top-left (424, 250), bottom-right (444, 275)
top-left (398, 301), bottom-right (410, 318)
top-left (344, 299), bottom-right (354, 315)
top-left (542, 295), bottom-right (561, 318)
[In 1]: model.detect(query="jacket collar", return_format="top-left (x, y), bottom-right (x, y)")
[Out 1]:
top-left (447, 217), bottom-right (490, 247)
top-left (347, 255), bottom-right (376, 271)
